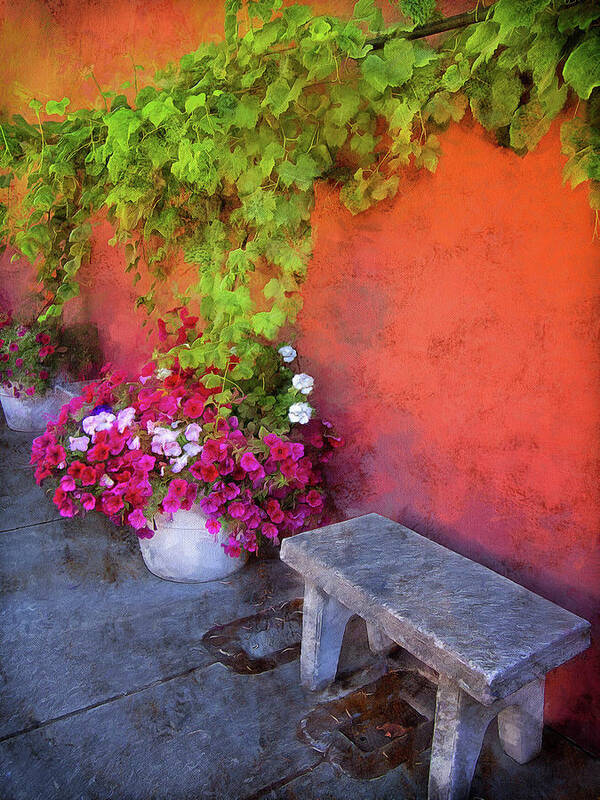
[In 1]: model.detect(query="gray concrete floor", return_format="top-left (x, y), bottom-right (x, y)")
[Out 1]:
top-left (1, 422), bottom-right (599, 800)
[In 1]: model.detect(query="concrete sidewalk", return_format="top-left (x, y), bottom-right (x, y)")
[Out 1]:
top-left (0, 423), bottom-right (598, 799)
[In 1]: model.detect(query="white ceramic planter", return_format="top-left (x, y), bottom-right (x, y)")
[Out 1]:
top-left (0, 386), bottom-right (71, 432)
top-left (138, 504), bottom-right (247, 583)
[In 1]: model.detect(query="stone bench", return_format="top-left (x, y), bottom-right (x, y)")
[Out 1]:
top-left (280, 513), bottom-right (591, 800)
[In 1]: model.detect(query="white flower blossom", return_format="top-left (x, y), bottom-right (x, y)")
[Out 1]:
top-left (116, 406), bottom-right (136, 433)
top-left (292, 373), bottom-right (314, 395)
top-left (151, 426), bottom-right (181, 455)
top-left (183, 442), bottom-right (202, 456)
top-left (163, 440), bottom-right (182, 457)
top-left (170, 454), bottom-right (189, 473)
top-left (127, 436), bottom-right (141, 450)
top-left (278, 345), bottom-right (297, 363)
top-left (82, 412), bottom-right (116, 437)
top-left (156, 368), bottom-right (173, 380)
top-left (185, 423), bottom-right (201, 442)
top-left (288, 402), bottom-right (312, 425)
top-left (99, 475), bottom-right (115, 488)
top-left (69, 435), bottom-right (90, 452)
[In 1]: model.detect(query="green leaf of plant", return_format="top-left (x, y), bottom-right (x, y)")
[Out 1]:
top-left (362, 54), bottom-right (389, 93)
top-left (234, 96), bottom-right (260, 129)
top-left (262, 78), bottom-right (292, 115)
top-left (563, 32), bottom-right (600, 100)
top-left (509, 99), bottom-right (551, 152)
top-left (185, 93), bottom-right (206, 113)
top-left (45, 97), bottom-right (70, 115)
top-left (557, 4), bottom-right (600, 34)
top-left (492, 0), bottom-right (549, 33)
top-left (383, 39), bottom-right (415, 86)
top-left (277, 153), bottom-right (319, 191)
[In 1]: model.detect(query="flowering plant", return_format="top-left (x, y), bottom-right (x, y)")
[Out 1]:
top-left (31, 345), bottom-right (342, 558)
top-left (0, 310), bottom-right (100, 398)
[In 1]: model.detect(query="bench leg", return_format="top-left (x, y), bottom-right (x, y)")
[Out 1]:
top-left (366, 623), bottom-right (395, 654)
top-left (300, 581), bottom-right (353, 691)
top-left (428, 675), bottom-right (494, 800)
top-left (497, 677), bottom-right (544, 764)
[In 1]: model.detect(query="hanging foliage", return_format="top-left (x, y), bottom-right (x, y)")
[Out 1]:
top-left (0, 0), bottom-right (598, 384)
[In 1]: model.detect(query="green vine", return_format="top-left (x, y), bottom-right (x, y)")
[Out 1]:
top-left (0, 0), bottom-right (598, 382)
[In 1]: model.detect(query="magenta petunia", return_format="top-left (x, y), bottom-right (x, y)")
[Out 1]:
top-left (128, 508), bottom-right (148, 530)
top-left (261, 522), bottom-right (278, 540)
top-left (205, 518), bottom-right (221, 535)
top-left (80, 493), bottom-right (96, 511)
top-left (240, 452), bottom-right (260, 472)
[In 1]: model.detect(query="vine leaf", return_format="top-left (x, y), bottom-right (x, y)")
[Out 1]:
top-left (563, 32), bottom-right (600, 101)
top-left (45, 97), bottom-right (70, 115)
top-left (557, 4), bottom-right (600, 34)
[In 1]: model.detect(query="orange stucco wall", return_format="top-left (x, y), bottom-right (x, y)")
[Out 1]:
top-left (1, 0), bottom-right (599, 754)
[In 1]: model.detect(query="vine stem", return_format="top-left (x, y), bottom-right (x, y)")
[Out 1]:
top-left (0, 123), bottom-right (12, 157)
top-left (90, 71), bottom-right (108, 112)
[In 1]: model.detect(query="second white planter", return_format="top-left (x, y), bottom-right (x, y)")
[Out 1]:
top-left (138, 504), bottom-right (248, 583)
top-left (0, 386), bottom-right (71, 432)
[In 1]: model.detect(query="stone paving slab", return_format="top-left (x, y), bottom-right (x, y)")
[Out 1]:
top-left (258, 726), bottom-right (600, 800)
top-left (0, 428), bottom-right (59, 530)
top-left (0, 661), bottom-right (324, 800)
top-left (0, 517), bottom-right (302, 739)
top-left (281, 514), bottom-right (590, 703)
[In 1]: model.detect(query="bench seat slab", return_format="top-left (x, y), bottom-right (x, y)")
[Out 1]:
top-left (281, 513), bottom-right (590, 705)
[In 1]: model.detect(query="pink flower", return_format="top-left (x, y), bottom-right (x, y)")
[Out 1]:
top-left (80, 493), bottom-right (96, 511)
top-left (182, 395), bottom-right (204, 418)
top-left (201, 439), bottom-right (227, 465)
top-left (261, 522), bottom-right (278, 540)
top-left (136, 526), bottom-right (154, 539)
top-left (161, 494), bottom-right (180, 514)
top-left (199, 493), bottom-right (224, 514)
top-left (270, 441), bottom-right (290, 461)
top-left (265, 499), bottom-right (285, 523)
top-left (102, 492), bottom-right (124, 515)
top-left (15, 358), bottom-right (23, 367)
top-left (59, 498), bottom-right (77, 517)
top-left (46, 443), bottom-right (67, 467)
top-left (240, 452), bottom-right (260, 472)
top-left (136, 455), bottom-right (155, 473)
top-left (221, 483), bottom-right (240, 500)
top-left (223, 536), bottom-right (241, 558)
top-left (81, 466), bottom-right (97, 486)
top-left (306, 489), bottom-right (323, 508)
top-left (60, 476), bottom-right (76, 492)
top-left (228, 501), bottom-right (248, 519)
top-left (205, 518), bottom-right (221, 535)
top-left (181, 482), bottom-right (198, 510)
top-left (168, 478), bottom-right (189, 499)
top-left (128, 509), bottom-right (148, 530)
top-left (9, 342), bottom-right (18, 352)
top-left (158, 395), bottom-right (179, 417)
top-left (289, 442), bottom-right (304, 462)
top-left (25, 387), bottom-right (35, 396)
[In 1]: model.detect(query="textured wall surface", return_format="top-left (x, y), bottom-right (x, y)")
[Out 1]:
top-left (1, 0), bottom-right (599, 754)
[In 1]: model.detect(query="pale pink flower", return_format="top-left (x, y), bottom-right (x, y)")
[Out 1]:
top-left (69, 435), bottom-right (90, 452)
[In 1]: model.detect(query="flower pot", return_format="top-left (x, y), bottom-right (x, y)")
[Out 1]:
top-left (0, 386), bottom-right (71, 432)
top-left (138, 504), bottom-right (248, 583)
